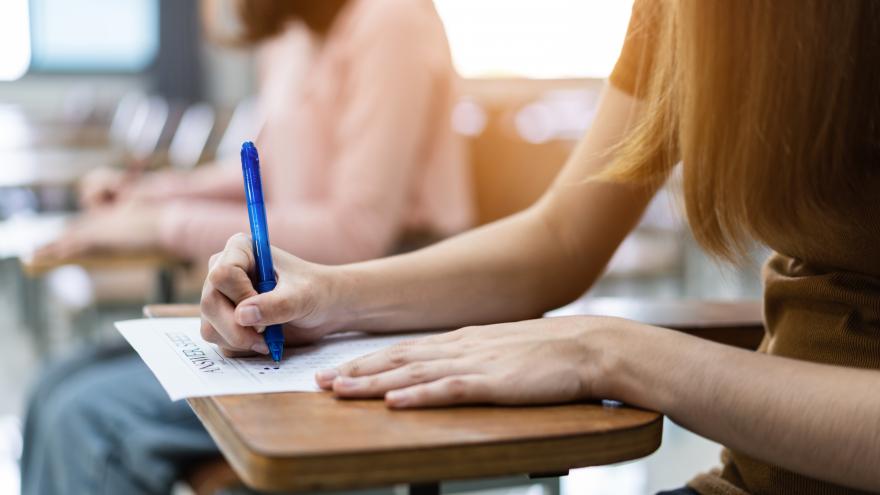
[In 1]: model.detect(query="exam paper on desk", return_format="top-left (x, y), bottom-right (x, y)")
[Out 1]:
top-left (115, 318), bottom-right (433, 401)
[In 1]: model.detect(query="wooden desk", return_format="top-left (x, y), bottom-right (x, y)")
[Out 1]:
top-left (3, 213), bottom-right (184, 302)
top-left (549, 297), bottom-right (765, 350)
top-left (144, 303), bottom-right (665, 494)
top-left (22, 251), bottom-right (183, 303)
top-left (21, 251), bottom-right (179, 277)
top-left (0, 104), bottom-right (109, 149)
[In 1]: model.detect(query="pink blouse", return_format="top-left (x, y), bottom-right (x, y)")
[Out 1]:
top-left (152, 0), bottom-right (473, 263)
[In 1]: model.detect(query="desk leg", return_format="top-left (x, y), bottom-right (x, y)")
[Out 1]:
top-left (156, 267), bottom-right (175, 303)
top-left (408, 482), bottom-right (440, 495)
top-left (21, 272), bottom-right (50, 352)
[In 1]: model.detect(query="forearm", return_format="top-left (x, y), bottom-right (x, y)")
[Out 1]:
top-left (134, 161), bottom-right (243, 203)
top-left (609, 325), bottom-right (880, 491)
top-left (333, 85), bottom-right (653, 332)
top-left (336, 207), bottom-right (592, 331)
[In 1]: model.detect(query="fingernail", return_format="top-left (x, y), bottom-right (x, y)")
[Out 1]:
top-left (316, 369), bottom-right (338, 383)
top-left (334, 377), bottom-right (358, 390)
top-left (251, 342), bottom-right (269, 355)
top-left (386, 390), bottom-right (410, 407)
top-left (239, 305), bottom-right (262, 325)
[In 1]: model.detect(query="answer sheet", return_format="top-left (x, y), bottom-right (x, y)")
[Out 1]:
top-left (116, 318), bottom-right (432, 401)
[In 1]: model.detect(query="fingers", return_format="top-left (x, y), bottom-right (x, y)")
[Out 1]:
top-left (200, 286), bottom-right (269, 355)
top-left (318, 340), bottom-right (459, 387)
top-left (206, 234), bottom-right (258, 304)
top-left (329, 359), bottom-right (470, 398)
top-left (201, 234), bottom-right (294, 353)
top-left (33, 230), bottom-right (88, 261)
top-left (234, 290), bottom-right (301, 327)
top-left (385, 375), bottom-right (495, 408)
top-left (200, 234), bottom-right (270, 354)
top-left (79, 167), bottom-right (128, 209)
top-left (219, 347), bottom-right (260, 358)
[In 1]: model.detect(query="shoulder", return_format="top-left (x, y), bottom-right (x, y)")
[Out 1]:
top-left (609, 0), bottom-right (663, 97)
top-left (343, 0), bottom-right (445, 47)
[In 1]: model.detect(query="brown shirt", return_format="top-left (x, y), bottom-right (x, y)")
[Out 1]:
top-left (610, 2), bottom-right (880, 494)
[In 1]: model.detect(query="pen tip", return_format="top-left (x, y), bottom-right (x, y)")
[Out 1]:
top-left (268, 342), bottom-right (283, 364)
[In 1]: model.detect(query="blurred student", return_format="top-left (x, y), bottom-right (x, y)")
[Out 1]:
top-left (21, 1), bottom-right (470, 494)
top-left (37, 0), bottom-right (471, 265)
top-left (201, 1), bottom-right (880, 494)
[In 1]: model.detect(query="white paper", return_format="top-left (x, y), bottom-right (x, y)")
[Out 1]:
top-left (115, 318), bottom-right (432, 401)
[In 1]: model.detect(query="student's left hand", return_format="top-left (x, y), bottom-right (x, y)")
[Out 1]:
top-left (316, 316), bottom-right (643, 408)
top-left (33, 204), bottom-right (161, 261)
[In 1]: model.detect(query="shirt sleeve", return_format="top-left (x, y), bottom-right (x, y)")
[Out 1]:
top-left (609, 0), bottom-right (661, 98)
top-left (262, 12), bottom-right (437, 264)
top-left (157, 200), bottom-right (249, 261)
top-left (158, 11), bottom-right (438, 264)
top-left (137, 160), bottom-right (244, 203)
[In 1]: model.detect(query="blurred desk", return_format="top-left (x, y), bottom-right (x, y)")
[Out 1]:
top-left (0, 213), bottom-right (70, 260)
top-left (0, 148), bottom-right (119, 188)
top-left (0, 104), bottom-right (109, 149)
top-left (143, 304), bottom-right (663, 495)
top-left (20, 250), bottom-right (183, 307)
top-left (4, 214), bottom-right (183, 300)
top-left (3, 213), bottom-right (183, 351)
top-left (21, 251), bottom-right (179, 278)
top-left (548, 297), bottom-right (765, 350)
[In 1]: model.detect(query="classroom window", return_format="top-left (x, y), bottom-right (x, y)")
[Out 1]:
top-left (28, 0), bottom-right (159, 72)
top-left (0, 0), bottom-right (31, 81)
top-left (433, 0), bottom-right (633, 79)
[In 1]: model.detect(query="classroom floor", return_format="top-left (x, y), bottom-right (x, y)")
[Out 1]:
top-left (0, 238), bottom-right (766, 495)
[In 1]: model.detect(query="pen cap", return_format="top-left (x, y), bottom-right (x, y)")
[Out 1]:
top-left (240, 141), bottom-right (264, 205)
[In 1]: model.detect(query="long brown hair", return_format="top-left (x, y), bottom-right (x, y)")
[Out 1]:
top-left (236, 0), bottom-right (348, 42)
top-left (604, 0), bottom-right (880, 260)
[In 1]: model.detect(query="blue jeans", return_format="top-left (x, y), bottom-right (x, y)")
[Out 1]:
top-left (20, 344), bottom-right (219, 495)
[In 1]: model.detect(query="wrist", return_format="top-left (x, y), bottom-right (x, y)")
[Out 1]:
top-left (330, 263), bottom-right (405, 333)
top-left (581, 318), bottom-right (674, 411)
top-left (318, 264), bottom-right (371, 332)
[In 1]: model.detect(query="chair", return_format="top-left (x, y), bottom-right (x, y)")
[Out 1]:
top-left (167, 103), bottom-right (217, 170)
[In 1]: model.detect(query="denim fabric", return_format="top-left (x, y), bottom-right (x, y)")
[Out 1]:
top-left (656, 488), bottom-right (700, 495)
top-left (20, 344), bottom-right (219, 495)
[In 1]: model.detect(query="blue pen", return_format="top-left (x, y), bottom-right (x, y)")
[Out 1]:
top-left (240, 141), bottom-right (284, 364)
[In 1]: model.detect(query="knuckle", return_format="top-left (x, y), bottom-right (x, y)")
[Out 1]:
top-left (228, 232), bottom-right (249, 246)
top-left (387, 345), bottom-right (410, 366)
top-left (406, 362), bottom-right (428, 381)
top-left (226, 331), bottom-right (250, 350)
top-left (208, 252), bottom-right (221, 268)
top-left (200, 292), bottom-right (220, 314)
top-left (275, 295), bottom-right (294, 317)
top-left (200, 322), bottom-right (218, 343)
top-left (344, 358), bottom-right (363, 377)
top-left (445, 377), bottom-right (469, 400)
top-left (207, 264), bottom-right (234, 287)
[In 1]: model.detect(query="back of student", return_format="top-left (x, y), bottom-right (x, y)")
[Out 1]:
top-left (611, 1), bottom-right (880, 493)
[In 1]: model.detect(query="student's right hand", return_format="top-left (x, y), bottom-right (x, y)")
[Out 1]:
top-left (200, 233), bottom-right (346, 357)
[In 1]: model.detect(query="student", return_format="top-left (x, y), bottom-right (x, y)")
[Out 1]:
top-left (202, 1), bottom-right (880, 493)
top-left (37, 0), bottom-right (471, 265)
top-left (21, 1), bottom-right (470, 494)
